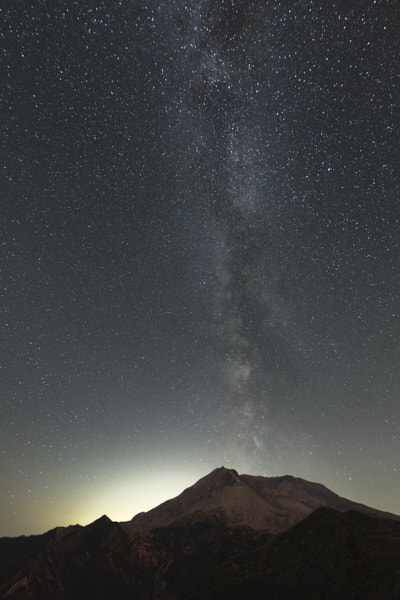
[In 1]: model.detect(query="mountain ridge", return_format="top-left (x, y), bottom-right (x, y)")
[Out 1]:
top-left (127, 466), bottom-right (400, 533)
top-left (1, 468), bottom-right (400, 600)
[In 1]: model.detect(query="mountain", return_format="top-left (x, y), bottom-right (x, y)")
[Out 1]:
top-left (128, 466), bottom-right (400, 533)
top-left (188, 507), bottom-right (400, 600)
top-left (0, 512), bottom-right (266, 600)
top-left (1, 468), bottom-right (400, 600)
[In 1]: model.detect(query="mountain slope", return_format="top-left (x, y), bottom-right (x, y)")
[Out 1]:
top-left (0, 514), bottom-right (267, 600)
top-left (0, 516), bottom-right (151, 600)
top-left (128, 467), bottom-right (399, 533)
top-left (188, 507), bottom-right (400, 600)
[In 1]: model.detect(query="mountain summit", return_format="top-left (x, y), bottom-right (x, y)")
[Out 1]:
top-left (128, 466), bottom-right (399, 533)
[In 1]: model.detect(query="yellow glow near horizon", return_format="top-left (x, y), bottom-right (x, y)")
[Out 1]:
top-left (73, 467), bottom-right (208, 528)
top-left (1, 461), bottom-right (216, 537)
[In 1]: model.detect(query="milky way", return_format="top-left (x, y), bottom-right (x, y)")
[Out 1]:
top-left (2, 0), bottom-right (399, 536)
top-left (167, 2), bottom-right (297, 462)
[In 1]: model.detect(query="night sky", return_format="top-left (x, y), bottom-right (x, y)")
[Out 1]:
top-left (2, 0), bottom-right (399, 537)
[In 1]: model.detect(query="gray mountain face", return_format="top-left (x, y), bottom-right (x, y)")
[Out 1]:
top-left (128, 466), bottom-right (400, 533)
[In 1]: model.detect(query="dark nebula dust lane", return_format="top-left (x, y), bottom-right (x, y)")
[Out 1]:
top-left (1, 0), bottom-right (399, 536)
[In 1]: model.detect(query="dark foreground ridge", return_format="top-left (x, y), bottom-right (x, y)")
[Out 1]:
top-left (1, 468), bottom-right (400, 600)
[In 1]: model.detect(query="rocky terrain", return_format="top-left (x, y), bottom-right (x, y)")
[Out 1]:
top-left (1, 467), bottom-right (400, 600)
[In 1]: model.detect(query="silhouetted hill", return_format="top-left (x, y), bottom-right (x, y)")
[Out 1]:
top-left (188, 507), bottom-right (400, 599)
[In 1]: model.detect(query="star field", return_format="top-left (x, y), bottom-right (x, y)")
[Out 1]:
top-left (1, 0), bottom-right (399, 536)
